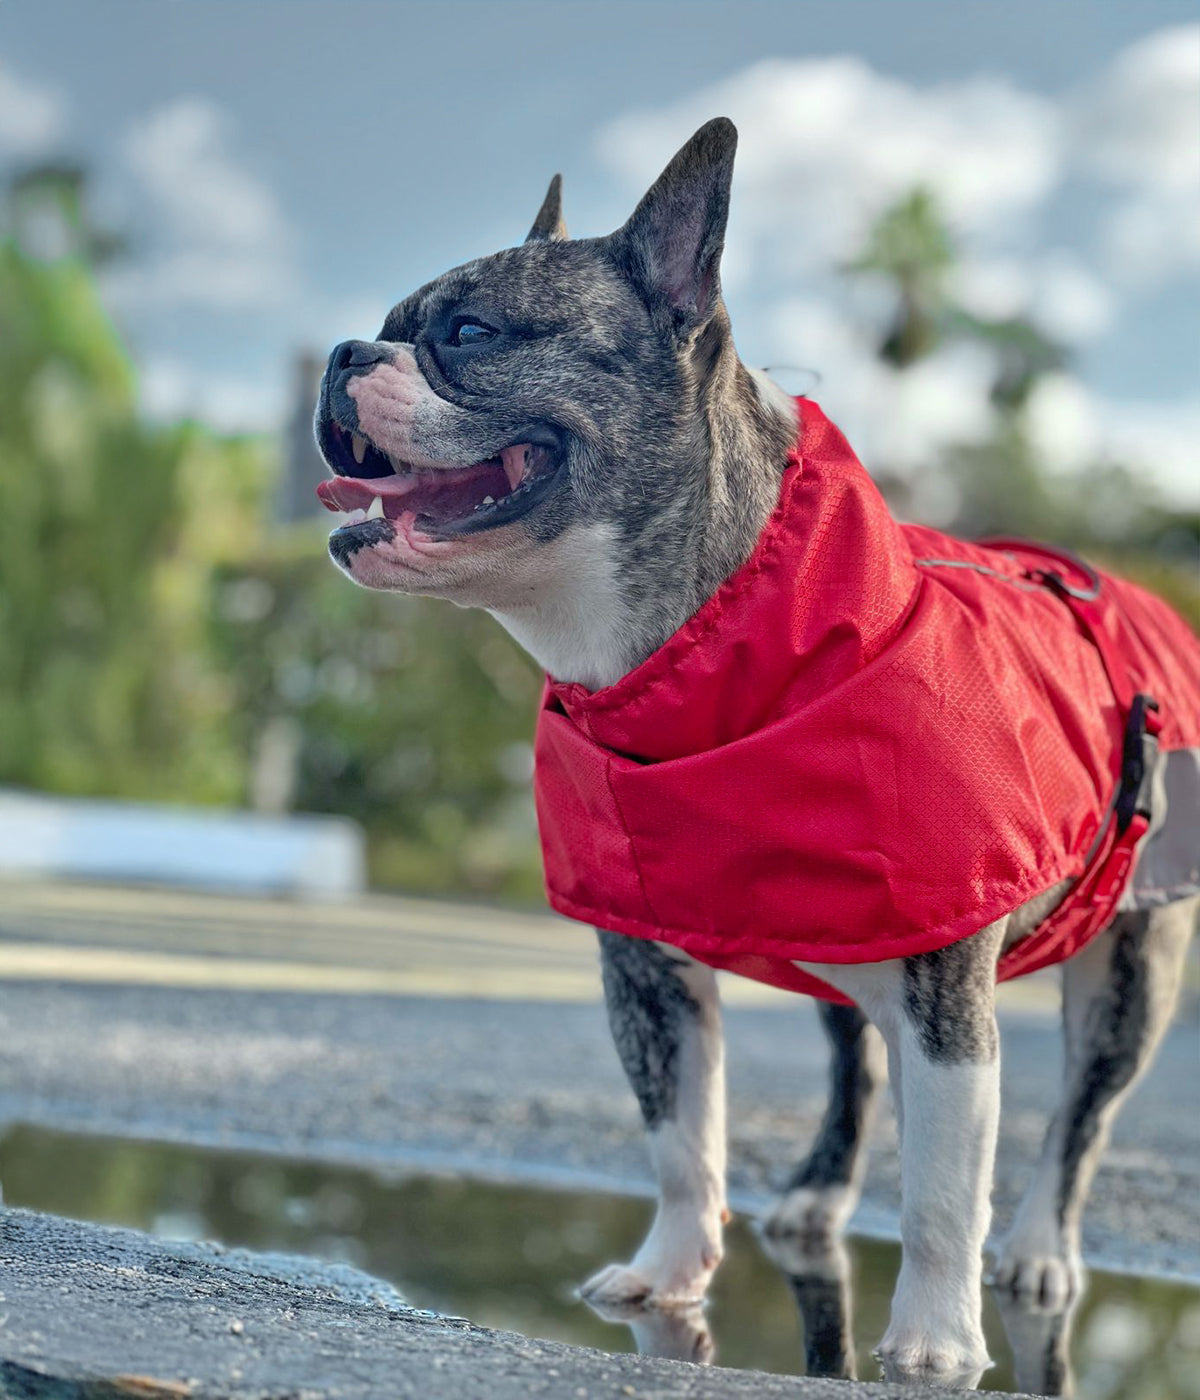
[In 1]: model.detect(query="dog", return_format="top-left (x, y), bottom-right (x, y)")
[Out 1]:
top-left (314, 119), bottom-right (1200, 1385)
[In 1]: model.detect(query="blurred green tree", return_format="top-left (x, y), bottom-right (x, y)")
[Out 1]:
top-left (0, 165), bottom-right (546, 896)
top-left (844, 187), bottom-right (1199, 628)
top-left (844, 187), bottom-right (953, 370)
top-left (208, 543), bottom-right (545, 895)
top-left (0, 172), bottom-right (258, 803)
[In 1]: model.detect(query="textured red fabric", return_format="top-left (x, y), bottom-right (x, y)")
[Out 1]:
top-left (533, 400), bottom-right (1200, 1001)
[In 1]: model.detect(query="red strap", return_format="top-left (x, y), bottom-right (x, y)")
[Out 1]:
top-left (980, 537), bottom-right (1144, 713)
top-left (978, 540), bottom-right (1162, 980)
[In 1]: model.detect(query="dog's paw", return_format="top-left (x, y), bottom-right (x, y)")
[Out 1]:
top-left (579, 1215), bottom-right (723, 1308)
top-left (580, 1262), bottom-right (659, 1307)
top-left (581, 1261), bottom-right (715, 1309)
top-left (876, 1284), bottom-right (991, 1388)
top-left (875, 1326), bottom-right (991, 1387)
top-left (579, 1250), bottom-right (720, 1308)
top-left (987, 1242), bottom-right (1082, 1311)
top-left (761, 1184), bottom-right (853, 1252)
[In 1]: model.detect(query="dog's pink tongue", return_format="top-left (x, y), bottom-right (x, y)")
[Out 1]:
top-left (317, 476), bottom-right (410, 513)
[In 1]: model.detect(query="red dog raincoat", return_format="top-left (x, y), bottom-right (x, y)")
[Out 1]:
top-left (534, 400), bottom-right (1200, 1002)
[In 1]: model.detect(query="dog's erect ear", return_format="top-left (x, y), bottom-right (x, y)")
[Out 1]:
top-left (526, 174), bottom-right (568, 242)
top-left (610, 117), bottom-right (737, 336)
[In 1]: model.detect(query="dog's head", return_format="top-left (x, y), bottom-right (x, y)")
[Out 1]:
top-left (314, 118), bottom-right (744, 608)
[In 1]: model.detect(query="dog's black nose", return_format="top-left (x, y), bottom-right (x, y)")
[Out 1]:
top-left (327, 339), bottom-right (390, 375)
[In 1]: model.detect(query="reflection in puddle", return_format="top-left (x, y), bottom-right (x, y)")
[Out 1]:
top-left (1, 1124), bottom-right (1198, 1397)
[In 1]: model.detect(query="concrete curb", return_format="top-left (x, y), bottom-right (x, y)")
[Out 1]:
top-left (0, 1208), bottom-right (1028, 1400)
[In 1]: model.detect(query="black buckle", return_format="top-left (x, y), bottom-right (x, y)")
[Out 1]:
top-left (1116, 693), bottom-right (1159, 834)
top-left (1027, 562), bottom-right (1103, 603)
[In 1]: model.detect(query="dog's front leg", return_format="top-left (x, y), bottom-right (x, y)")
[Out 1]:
top-left (800, 921), bottom-right (1004, 1385)
top-left (581, 932), bottom-right (726, 1307)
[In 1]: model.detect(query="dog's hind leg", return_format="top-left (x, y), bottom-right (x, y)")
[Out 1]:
top-left (990, 896), bottom-right (1197, 1309)
top-left (580, 932), bottom-right (726, 1307)
top-left (761, 1002), bottom-right (886, 1249)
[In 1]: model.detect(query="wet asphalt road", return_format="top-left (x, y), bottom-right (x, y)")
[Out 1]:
top-left (0, 969), bottom-right (1196, 1280)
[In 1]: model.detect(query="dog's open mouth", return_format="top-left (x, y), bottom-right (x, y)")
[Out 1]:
top-left (316, 426), bottom-right (561, 539)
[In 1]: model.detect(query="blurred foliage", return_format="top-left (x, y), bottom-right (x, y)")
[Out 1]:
top-left (0, 171), bottom-right (1194, 902)
top-left (844, 187), bottom-right (953, 369)
top-left (849, 187), bottom-right (1199, 629)
top-left (0, 169), bottom-right (544, 897)
top-left (208, 544), bottom-right (544, 895)
top-left (0, 238), bottom-right (254, 804)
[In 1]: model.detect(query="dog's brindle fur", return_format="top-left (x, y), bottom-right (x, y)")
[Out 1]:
top-left (316, 119), bottom-right (1197, 1383)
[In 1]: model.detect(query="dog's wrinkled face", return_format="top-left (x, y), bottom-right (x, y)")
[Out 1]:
top-left (315, 243), bottom-right (656, 602)
top-left (313, 119), bottom-right (739, 608)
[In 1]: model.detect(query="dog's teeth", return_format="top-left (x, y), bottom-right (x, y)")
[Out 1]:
top-left (352, 434), bottom-right (368, 465)
top-left (481, 495), bottom-right (495, 506)
top-left (366, 494), bottom-right (386, 520)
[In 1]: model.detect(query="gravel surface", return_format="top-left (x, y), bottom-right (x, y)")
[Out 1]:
top-left (0, 1208), bottom-right (1027, 1400)
top-left (0, 980), bottom-right (1196, 1279)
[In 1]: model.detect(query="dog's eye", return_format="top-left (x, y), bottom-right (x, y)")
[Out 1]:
top-left (450, 320), bottom-right (497, 347)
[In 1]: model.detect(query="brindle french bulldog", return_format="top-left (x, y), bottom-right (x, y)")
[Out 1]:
top-left (314, 119), bottom-right (1199, 1386)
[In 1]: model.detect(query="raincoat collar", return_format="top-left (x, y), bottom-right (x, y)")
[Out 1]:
top-left (546, 399), bottom-right (920, 762)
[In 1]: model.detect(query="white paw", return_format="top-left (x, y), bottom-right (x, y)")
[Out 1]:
top-left (761, 1184), bottom-right (853, 1251)
top-left (579, 1212), bottom-right (723, 1307)
top-left (875, 1326), bottom-right (991, 1385)
top-left (876, 1279), bottom-right (991, 1387)
top-left (988, 1241), bottom-right (1082, 1311)
top-left (580, 1262), bottom-right (660, 1307)
top-left (580, 1259), bottom-right (714, 1308)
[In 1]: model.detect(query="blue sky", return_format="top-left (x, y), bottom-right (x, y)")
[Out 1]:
top-left (1, 1), bottom-right (1197, 502)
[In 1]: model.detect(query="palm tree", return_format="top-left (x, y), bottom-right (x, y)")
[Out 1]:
top-left (843, 187), bottom-right (952, 369)
top-left (844, 187), bottom-right (1066, 406)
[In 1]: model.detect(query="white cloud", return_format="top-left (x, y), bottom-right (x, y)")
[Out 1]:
top-left (1094, 398), bottom-right (1200, 509)
top-left (949, 251), bottom-right (1115, 343)
top-left (108, 98), bottom-right (296, 311)
top-left (1029, 253), bottom-right (1116, 343)
top-left (1024, 373), bottom-right (1103, 474)
top-left (1073, 24), bottom-right (1200, 194)
top-left (1076, 24), bottom-right (1200, 291)
top-left (0, 59), bottom-right (65, 158)
top-left (1026, 374), bottom-right (1200, 508)
top-left (599, 56), bottom-right (1061, 289)
top-left (596, 26), bottom-right (1199, 505)
top-left (124, 99), bottom-right (282, 250)
top-left (1098, 186), bottom-right (1200, 291)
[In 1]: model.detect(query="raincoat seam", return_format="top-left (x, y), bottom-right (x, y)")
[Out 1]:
top-left (602, 755), bottom-right (664, 930)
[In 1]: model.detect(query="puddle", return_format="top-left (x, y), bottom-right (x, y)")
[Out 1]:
top-left (1, 1123), bottom-right (1198, 1397)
